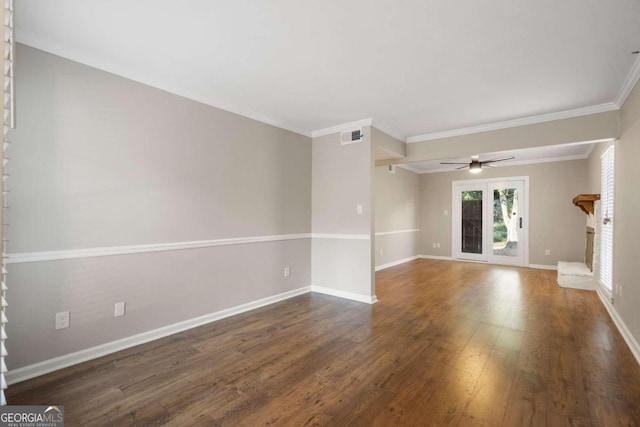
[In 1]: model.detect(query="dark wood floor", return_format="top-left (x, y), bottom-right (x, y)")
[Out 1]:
top-left (8, 259), bottom-right (640, 426)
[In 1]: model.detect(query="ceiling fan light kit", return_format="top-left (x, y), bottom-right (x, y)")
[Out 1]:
top-left (469, 161), bottom-right (482, 173)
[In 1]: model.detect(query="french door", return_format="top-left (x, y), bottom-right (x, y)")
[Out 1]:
top-left (452, 178), bottom-right (528, 266)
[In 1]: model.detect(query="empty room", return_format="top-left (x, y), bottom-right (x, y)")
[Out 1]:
top-left (1, 1), bottom-right (640, 426)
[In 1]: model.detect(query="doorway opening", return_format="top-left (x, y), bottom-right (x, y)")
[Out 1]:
top-left (452, 177), bottom-right (529, 266)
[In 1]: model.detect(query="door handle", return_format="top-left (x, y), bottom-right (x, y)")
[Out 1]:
top-left (519, 217), bottom-right (523, 229)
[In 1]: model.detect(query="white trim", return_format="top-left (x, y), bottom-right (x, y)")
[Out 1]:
top-left (372, 123), bottom-right (406, 144)
top-left (375, 256), bottom-right (419, 271)
top-left (450, 258), bottom-right (489, 264)
top-left (596, 287), bottom-right (640, 366)
top-left (374, 229), bottom-right (420, 236)
top-left (529, 264), bottom-right (558, 270)
top-left (615, 55), bottom-right (640, 108)
top-left (418, 255), bottom-right (453, 261)
top-left (310, 285), bottom-right (377, 304)
top-left (395, 163), bottom-right (423, 174)
top-left (311, 118), bottom-right (373, 138)
top-left (585, 142), bottom-right (597, 158)
top-left (18, 36), bottom-right (313, 138)
top-left (311, 233), bottom-right (370, 240)
top-left (6, 286), bottom-right (311, 385)
top-left (500, 153), bottom-right (590, 166)
top-left (406, 103), bottom-right (619, 143)
top-left (5, 233), bottom-right (312, 264)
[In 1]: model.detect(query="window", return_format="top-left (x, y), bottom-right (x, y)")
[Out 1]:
top-left (600, 145), bottom-right (614, 292)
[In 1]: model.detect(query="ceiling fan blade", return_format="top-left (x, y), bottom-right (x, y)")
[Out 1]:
top-left (440, 162), bottom-right (469, 165)
top-left (455, 165), bottom-right (469, 170)
top-left (485, 164), bottom-right (497, 168)
top-left (482, 156), bottom-right (515, 164)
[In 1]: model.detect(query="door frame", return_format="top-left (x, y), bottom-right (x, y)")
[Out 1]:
top-left (452, 176), bottom-right (530, 267)
top-left (451, 182), bottom-right (489, 262)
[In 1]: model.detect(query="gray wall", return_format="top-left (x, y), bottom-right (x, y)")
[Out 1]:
top-left (6, 45), bottom-right (312, 369)
top-left (586, 141), bottom-right (612, 194)
top-left (371, 126), bottom-right (405, 159)
top-left (594, 79), bottom-right (640, 345)
top-left (311, 127), bottom-right (374, 299)
top-left (11, 45), bottom-right (311, 251)
top-left (419, 160), bottom-right (589, 266)
top-left (374, 166), bottom-right (420, 267)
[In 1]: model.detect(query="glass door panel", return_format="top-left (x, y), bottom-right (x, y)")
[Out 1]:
top-left (453, 185), bottom-right (487, 262)
top-left (462, 190), bottom-right (483, 255)
top-left (488, 181), bottom-right (524, 266)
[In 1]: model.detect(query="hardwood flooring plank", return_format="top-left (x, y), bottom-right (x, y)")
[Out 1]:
top-left (7, 259), bottom-right (640, 426)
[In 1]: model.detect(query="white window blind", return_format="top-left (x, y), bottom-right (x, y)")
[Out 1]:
top-left (600, 145), bottom-right (614, 292)
top-left (1, 0), bottom-right (14, 406)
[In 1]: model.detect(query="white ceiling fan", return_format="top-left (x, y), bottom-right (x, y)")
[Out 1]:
top-left (440, 155), bottom-right (515, 173)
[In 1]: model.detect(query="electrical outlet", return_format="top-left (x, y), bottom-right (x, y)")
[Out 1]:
top-left (436, 243), bottom-right (441, 248)
top-left (114, 302), bottom-right (126, 317)
top-left (545, 249), bottom-right (551, 256)
top-left (356, 204), bottom-right (363, 215)
top-left (379, 249), bottom-right (383, 256)
top-left (432, 242), bottom-right (437, 248)
top-left (284, 266), bottom-right (290, 278)
top-left (444, 210), bottom-right (448, 216)
top-left (55, 311), bottom-right (70, 330)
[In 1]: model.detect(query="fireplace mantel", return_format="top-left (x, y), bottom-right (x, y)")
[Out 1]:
top-left (572, 194), bottom-right (600, 215)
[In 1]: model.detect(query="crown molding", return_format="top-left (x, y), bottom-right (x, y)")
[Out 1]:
top-left (18, 35), bottom-right (313, 138)
top-left (406, 103), bottom-right (619, 143)
top-left (19, 32), bottom-right (637, 144)
top-left (311, 118), bottom-right (373, 138)
top-left (615, 54), bottom-right (640, 108)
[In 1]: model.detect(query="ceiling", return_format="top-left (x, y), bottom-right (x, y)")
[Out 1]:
top-left (16, 1), bottom-right (640, 140)
top-left (398, 142), bottom-right (599, 174)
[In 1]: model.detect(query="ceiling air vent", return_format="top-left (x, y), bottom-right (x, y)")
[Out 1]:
top-left (341, 128), bottom-right (363, 145)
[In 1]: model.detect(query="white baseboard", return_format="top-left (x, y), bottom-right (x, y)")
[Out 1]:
top-left (310, 286), bottom-right (377, 304)
top-left (529, 264), bottom-right (558, 270)
top-left (418, 255), bottom-right (453, 261)
top-left (375, 256), bottom-right (418, 271)
top-left (7, 286), bottom-right (311, 385)
top-left (420, 256), bottom-right (557, 270)
top-left (596, 287), bottom-right (640, 365)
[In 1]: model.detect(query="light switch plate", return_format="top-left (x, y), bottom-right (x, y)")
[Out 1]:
top-left (114, 302), bottom-right (126, 317)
